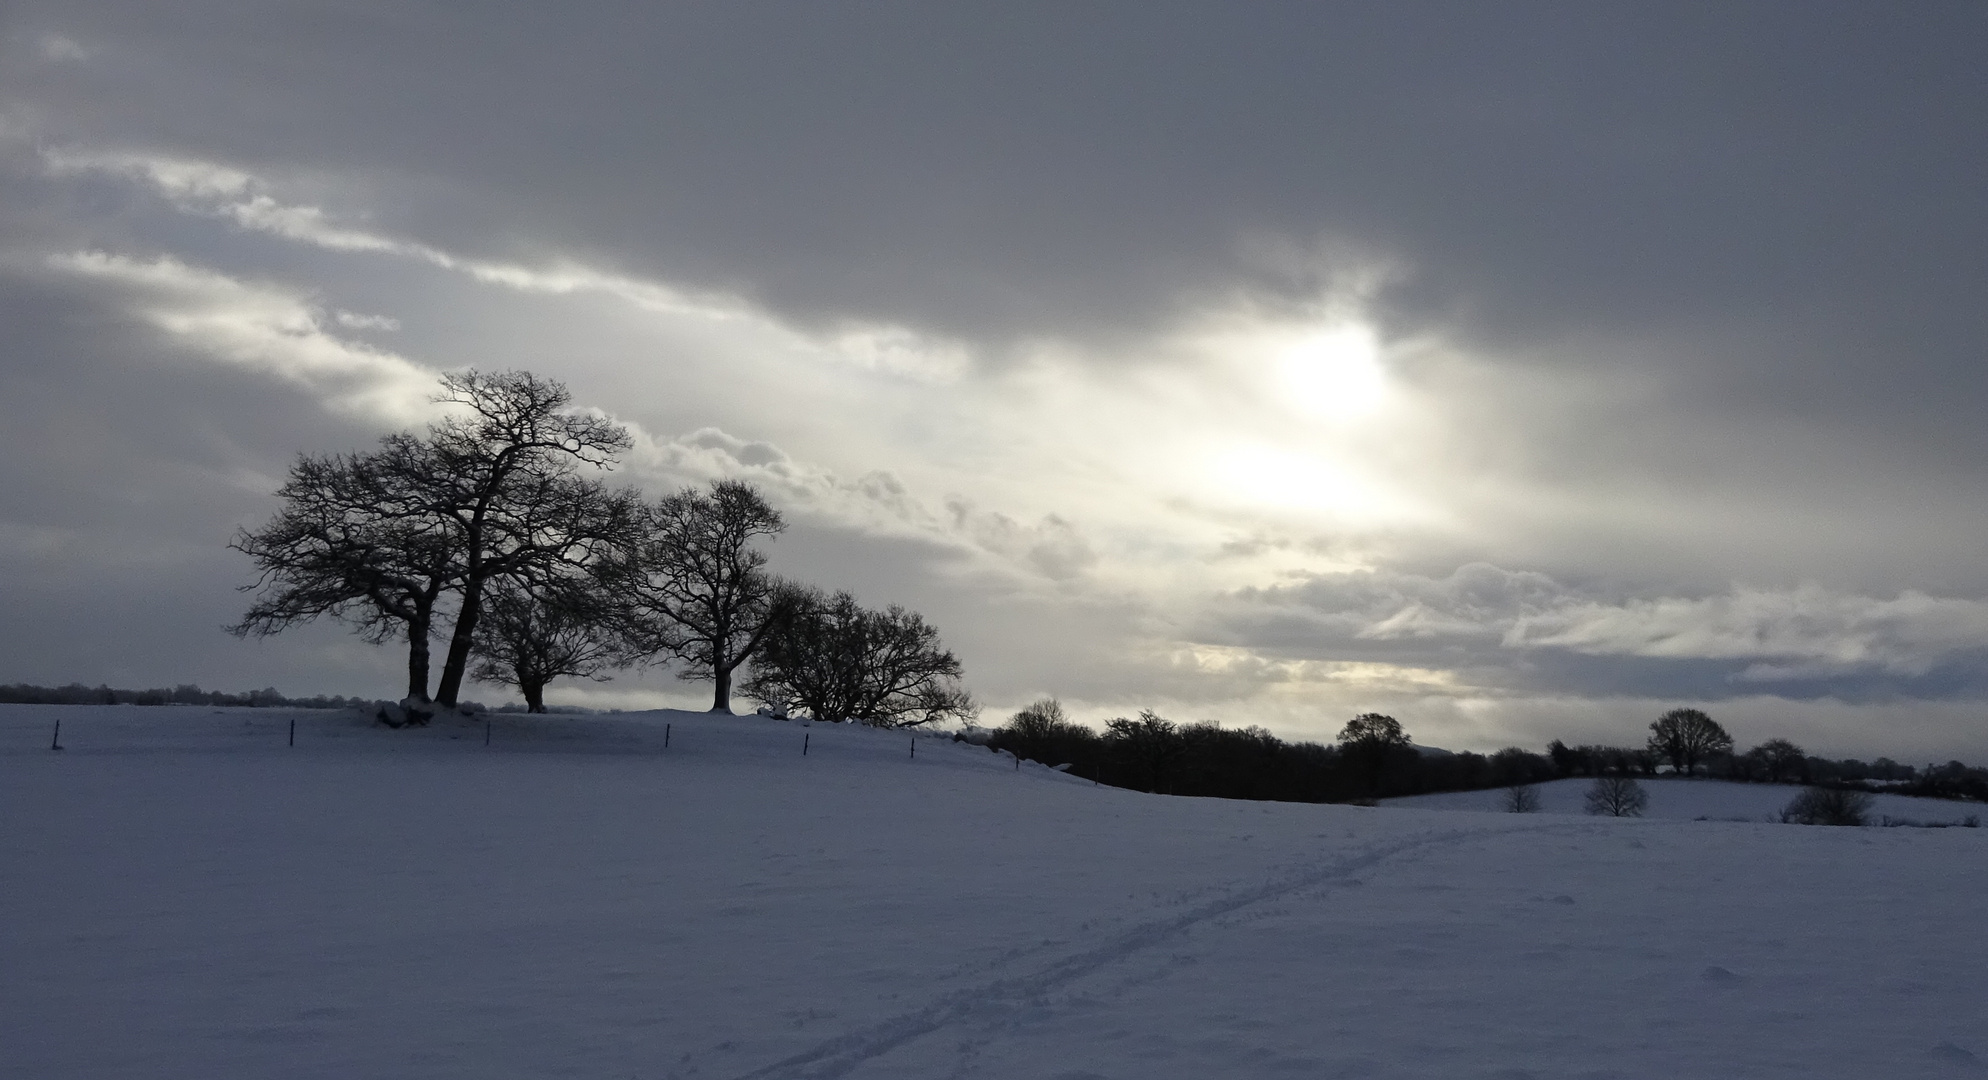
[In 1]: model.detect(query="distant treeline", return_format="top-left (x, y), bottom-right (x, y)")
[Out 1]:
top-left (985, 701), bottom-right (1988, 806)
top-left (0, 682), bottom-right (371, 710)
top-left (985, 703), bottom-right (1531, 805)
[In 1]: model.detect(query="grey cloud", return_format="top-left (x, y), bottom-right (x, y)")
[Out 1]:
top-left (945, 500), bottom-right (1098, 583)
top-left (1216, 565), bottom-right (1988, 703)
top-left (637, 428), bottom-right (1102, 588)
top-left (9, 4), bottom-right (1979, 352)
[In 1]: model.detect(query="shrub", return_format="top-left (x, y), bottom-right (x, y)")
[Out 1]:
top-left (1780, 786), bottom-right (1873, 826)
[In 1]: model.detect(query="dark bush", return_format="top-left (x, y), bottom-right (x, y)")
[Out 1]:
top-left (1781, 787), bottom-right (1873, 826)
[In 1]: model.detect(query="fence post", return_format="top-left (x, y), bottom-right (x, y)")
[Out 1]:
top-left (484, 719), bottom-right (492, 747)
top-left (289, 716), bottom-right (296, 747)
top-left (665, 722), bottom-right (671, 749)
top-left (910, 735), bottom-right (916, 759)
top-left (803, 732), bottom-right (809, 756)
top-left (50, 718), bottom-right (62, 751)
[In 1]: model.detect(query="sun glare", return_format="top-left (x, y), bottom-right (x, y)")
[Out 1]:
top-left (1277, 325), bottom-right (1386, 419)
top-left (1210, 442), bottom-right (1387, 519)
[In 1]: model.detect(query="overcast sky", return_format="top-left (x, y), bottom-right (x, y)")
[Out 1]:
top-left (3, 2), bottom-right (1986, 758)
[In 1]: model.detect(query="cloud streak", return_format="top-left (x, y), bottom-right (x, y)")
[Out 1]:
top-left (1222, 565), bottom-right (1988, 698)
top-left (43, 249), bottom-right (437, 422)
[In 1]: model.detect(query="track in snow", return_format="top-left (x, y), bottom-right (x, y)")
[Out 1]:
top-left (725, 821), bottom-right (1570, 1080)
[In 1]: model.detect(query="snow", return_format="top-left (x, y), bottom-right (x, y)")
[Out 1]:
top-left (4, 704), bottom-right (1985, 1079)
top-left (1383, 776), bottom-right (1985, 825)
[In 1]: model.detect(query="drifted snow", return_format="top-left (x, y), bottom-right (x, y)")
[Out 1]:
top-left (3, 704), bottom-right (1983, 1079)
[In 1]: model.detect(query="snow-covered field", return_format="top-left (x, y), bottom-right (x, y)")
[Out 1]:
top-left (4, 704), bottom-right (1985, 1079)
top-left (1384, 776), bottom-right (1985, 825)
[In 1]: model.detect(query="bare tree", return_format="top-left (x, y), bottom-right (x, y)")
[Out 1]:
top-left (1585, 775), bottom-right (1649, 817)
top-left (230, 445), bottom-right (456, 708)
top-left (421, 370), bottom-right (635, 708)
top-left (1502, 784), bottom-right (1542, 813)
top-left (470, 575), bottom-right (626, 713)
top-left (617, 480), bottom-right (786, 713)
top-left (231, 370), bottom-right (636, 715)
top-left (1647, 708), bottom-right (1734, 776)
top-left (741, 587), bottom-right (973, 727)
top-left (1008, 698), bottom-right (1072, 740)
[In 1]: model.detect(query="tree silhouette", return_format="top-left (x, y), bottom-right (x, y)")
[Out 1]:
top-left (1752, 738), bottom-right (1807, 784)
top-left (470, 575), bottom-right (626, 712)
top-left (1502, 784), bottom-right (1542, 812)
top-left (617, 480), bottom-right (786, 713)
top-left (232, 370), bottom-right (637, 714)
top-left (742, 587), bottom-right (972, 727)
top-left (1585, 775), bottom-right (1648, 816)
top-left (1781, 786), bottom-right (1871, 826)
top-left (230, 444), bottom-right (456, 706)
top-left (1105, 711), bottom-right (1188, 794)
top-left (421, 370), bottom-right (636, 707)
top-left (1647, 708), bottom-right (1733, 776)
top-left (1338, 712), bottom-right (1412, 795)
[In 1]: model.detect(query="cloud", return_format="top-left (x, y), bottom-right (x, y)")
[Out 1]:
top-left (41, 250), bottom-right (437, 422)
top-left (1508, 586), bottom-right (1988, 680)
top-left (945, 499), bottom-right (1098, 582)
top-left (37, 146), bottom-right (979, 381)
top-left (630, 427), bottom-right (1104, 587)
top-left (35, 146), bottom-right (803, 334)
top-left (1220, 566), bottom-right (1988, 700)
top-left (37, 35), bottom-right (90, 62)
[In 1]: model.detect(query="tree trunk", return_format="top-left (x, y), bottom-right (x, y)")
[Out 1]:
top-left (522, 678), bottom-right (546, 714)
top-left (434, 577), bottom-right (485, 707)
top-left (710, 663), bottom-right (733, 713)
top-left (406, 612), bottom-right (432, 702)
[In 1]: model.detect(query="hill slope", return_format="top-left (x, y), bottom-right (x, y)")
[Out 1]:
top-left (3, 705), bottom-right (1984, 1078)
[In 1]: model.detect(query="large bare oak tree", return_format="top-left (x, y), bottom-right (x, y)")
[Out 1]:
top-left (617, 480), bottom-right (786, 713)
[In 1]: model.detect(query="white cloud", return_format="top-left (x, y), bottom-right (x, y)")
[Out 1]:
top-left (43, 250), bottom-right (438, 422)
top-left (1223, 565), bottom-right (1988, 686)
top-left (37, 146), bottom-right (977, 381)
top-left (332, 310), bottom-right (399, 331)
top-left (1507, 585), bottom-right (1988, 677)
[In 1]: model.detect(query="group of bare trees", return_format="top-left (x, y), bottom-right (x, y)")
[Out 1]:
top-left (230, 371), bottom-right (634, 711)
top-left (231, 370), bottom-right (972, 726)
